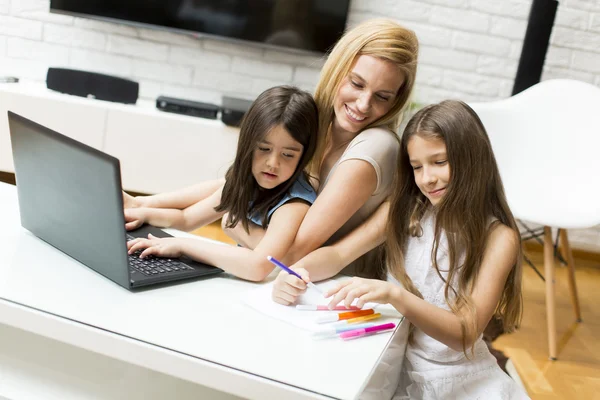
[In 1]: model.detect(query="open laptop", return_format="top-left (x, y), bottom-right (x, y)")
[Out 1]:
top-left (8, 111), bottom-right (223, 290)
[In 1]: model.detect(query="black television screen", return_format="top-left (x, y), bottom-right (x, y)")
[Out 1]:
top-left (50, 0), bottom-right (350, 54)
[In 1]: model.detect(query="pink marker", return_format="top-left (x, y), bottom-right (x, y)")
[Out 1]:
top-left (339, 322), bottom-right (396, 340)
top-left (296, 305), bottom-right (361, 311)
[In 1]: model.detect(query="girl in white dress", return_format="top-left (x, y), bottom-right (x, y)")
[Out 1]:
top-left (273, 100), bottom-right (530, 399)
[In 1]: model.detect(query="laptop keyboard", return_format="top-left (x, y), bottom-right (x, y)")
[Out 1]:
top-left (126, 234), bottom-right (193, 276)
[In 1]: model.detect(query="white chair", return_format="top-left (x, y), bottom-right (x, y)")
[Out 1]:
top-left (469, 79), bottom-right (600, 360)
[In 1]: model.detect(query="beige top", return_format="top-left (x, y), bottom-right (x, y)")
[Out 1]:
top-left (320, 127), bottom-right (400, 275)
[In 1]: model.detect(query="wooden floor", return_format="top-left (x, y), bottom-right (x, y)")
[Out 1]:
top-left (192, 222), bottom-right (235, 244)
top-left (493, 247), bottom-right (600, 400)
top-left (194, 222), bottom-right (600, 399)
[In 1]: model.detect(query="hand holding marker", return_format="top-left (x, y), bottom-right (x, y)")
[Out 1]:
top-left (267, 256), bottom-right (396, 339)
top-left (267, 256), bottom-right (324, 295)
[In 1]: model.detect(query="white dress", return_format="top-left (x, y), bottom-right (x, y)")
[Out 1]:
top-left (387, 212), bottom-right (530, 400)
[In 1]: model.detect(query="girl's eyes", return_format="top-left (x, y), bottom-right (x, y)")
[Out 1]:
top-left (411, 161), bottom-right (446, 170)
top-left (350, 80), bottom-right (363, 89)
top-left (258, 147), bottom-right (295, 159)
top-left (376, 94), bottom-right (390, 102)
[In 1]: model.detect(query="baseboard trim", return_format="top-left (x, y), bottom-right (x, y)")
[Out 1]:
top-left (0, 172), bottom-right (15, 185)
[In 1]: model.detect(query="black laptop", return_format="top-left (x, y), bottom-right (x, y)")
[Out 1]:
top-left (8, 111), bottom-right (223, 289)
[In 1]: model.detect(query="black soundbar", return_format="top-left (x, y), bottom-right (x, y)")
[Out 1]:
top-left (46, 68), bottom-right (139, 104)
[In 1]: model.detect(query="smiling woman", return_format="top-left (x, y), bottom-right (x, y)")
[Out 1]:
top-left (333, 55), bottom-right (406, 136)
top-left (226, 19), bottom-right (420, 286)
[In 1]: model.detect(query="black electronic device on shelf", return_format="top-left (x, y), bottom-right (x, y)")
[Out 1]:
top-left (221, 96), bottom-right (253, 127)
top-left (47, 68), bottom-right (139, 104)
top-left (156, 96), bottom-right (219, 119)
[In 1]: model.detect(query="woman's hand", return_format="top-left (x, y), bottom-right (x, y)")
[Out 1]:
top-left (124, 208), bottom-right (149, 231)
top-left (271, 245), bottom-right (347, 305)
top-left (127, 234), bottom-right (183, 259)
top-left (324, 277), bottom-right (401, 309)
top-left (272, 267), bottom-right (310, 305)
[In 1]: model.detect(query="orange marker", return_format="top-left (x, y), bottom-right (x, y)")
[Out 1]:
top-left (334, 313), bottom-right (381, 326)
top-left (316, 308), bottom-right (375, 324)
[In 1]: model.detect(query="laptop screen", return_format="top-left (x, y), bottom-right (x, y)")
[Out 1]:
top-left (8, 111), bottom-right (131, 288)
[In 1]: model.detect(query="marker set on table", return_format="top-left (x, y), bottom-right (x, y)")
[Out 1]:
top-left (299, 306), bottom-right (396, 340)
top-left (267, 256), bottom-right (396, 340)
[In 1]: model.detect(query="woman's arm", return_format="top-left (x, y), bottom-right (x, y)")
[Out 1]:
top-left (125, 178), bottom-right (225, 210)
top-left (223, 161), bottom-right (376, 255)
top-left (325, 224), bottom-right (520, 352)
top-left (295, 200), bottom-right (389, 281)
top-left (125, 185), bottom-right (226, 231)
top-left (271, 201), bottom-right (389, 305)
top-left (128, 200), bottom-right (311, 282)
top-left (283, 160), bottom-right (378, 264)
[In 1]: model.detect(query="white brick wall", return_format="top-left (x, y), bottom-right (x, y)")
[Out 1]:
top-left (0, 0), bottom-right (599, 251)
top-left (0, 15), bottom-right (42, 39)
top-left (0, 0), bottom-right (10, 15)
top-left (44, 24), bottom-right (106, 51)
top-left (344, 0), bottom-right (536, 103)
top-left (542, 2), bottom-right (600, 88)
top-left (69, 49), bottom-right (132, 77)
top-left (0, 0), bottom-right (597, 106)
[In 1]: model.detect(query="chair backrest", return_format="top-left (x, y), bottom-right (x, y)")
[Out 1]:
top-left (469, 79), bottom-right (600, 229)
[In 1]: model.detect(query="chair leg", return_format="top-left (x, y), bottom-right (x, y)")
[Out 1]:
top-left (558, 230), bottom-right (582, 322)
top-left (543, 226), bottom-right (558, 360)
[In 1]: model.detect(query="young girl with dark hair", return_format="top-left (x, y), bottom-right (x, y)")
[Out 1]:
top-left (125, 85), bottom-right (319, 282)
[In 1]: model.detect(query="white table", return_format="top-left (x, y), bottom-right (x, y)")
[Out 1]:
top-left (0, 182), bottom-right (407, 400)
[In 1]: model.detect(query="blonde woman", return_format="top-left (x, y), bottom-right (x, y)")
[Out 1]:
top-left (230, 18), bottom-right (419, 275)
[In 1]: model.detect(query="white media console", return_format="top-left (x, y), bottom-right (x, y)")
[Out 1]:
top-left (0, 82), bottom-right (239, 194)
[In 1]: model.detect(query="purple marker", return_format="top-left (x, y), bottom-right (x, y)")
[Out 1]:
top-left (267, 255), bottom-right (324, 294)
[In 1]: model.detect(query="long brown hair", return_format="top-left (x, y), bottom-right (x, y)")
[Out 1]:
top-left (215, 86), bottom-right (319, 231)
top-left (386, 100), bottom-right (523, 354)
top-left (310, 18), bottom-right (419, 177)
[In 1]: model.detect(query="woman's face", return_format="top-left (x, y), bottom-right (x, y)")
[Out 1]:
top-left (332, 55), bottom-right (404, 136)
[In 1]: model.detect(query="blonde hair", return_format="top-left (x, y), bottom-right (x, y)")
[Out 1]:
top-left (310, 18), bottom-right (419, 176)
top-left (386, 100), bottom-right (523, 356)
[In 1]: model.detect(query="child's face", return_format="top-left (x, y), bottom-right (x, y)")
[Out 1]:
top-left (333, 55), bottom-right (404, 136)
top-left (252, 124), bottom-right (304, 190)
top-left (407, 135), bottom-right (450, 206)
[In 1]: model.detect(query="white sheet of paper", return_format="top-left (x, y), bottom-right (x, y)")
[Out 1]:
top-left (241, 277), bottom-right (402, 332)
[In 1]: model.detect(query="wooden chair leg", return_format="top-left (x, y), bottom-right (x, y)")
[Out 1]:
top-left (544, 226), bottom-right (558, 360)
top-left (559, 230), bottom-right (583, 322)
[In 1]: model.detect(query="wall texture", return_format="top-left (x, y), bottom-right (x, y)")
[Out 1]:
top-left (1, 0), bottom-right (599, 106)
top-left (1, 0), bottom-right (599, 251)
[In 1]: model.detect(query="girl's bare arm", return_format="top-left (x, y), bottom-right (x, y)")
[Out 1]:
top-left (125, 178), bottom-right (225, 210)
